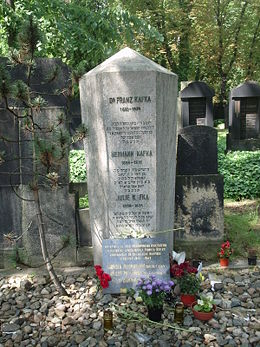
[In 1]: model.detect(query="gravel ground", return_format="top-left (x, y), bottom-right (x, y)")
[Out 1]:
top-left (0, 266), bottom-right (259, 347)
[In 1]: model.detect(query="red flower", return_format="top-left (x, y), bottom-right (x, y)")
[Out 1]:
top-left (103, 273), bottom-right (111, 281)
top-left (100, 279), bottom-right (109, 288)
top-left (218, 241), bottom-right (233, 258)
top-left (94, 265), bottom-right (103, 277)
top-left (94, 265), bottom-right (111, 289)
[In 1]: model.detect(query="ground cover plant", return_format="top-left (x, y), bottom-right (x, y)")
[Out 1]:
top-left (69, 150), bottom-right (87, 182)
top-left (218, 130), bottom-right (260, 200)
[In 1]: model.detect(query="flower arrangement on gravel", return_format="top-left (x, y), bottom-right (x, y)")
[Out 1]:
top-left (94, 265), bottom-right (111, 289)
top-left (170, 261), bottom-right (201, 295)
top-left (136, 275), bottom-right (174, 309)
top-left (217, 240), bottom-right (233, 259)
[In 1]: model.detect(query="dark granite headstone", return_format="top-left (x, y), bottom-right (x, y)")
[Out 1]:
top-left (180, 81), bottom-right (214, 127)
top-left (227, 81), bottom-right (260, 150)
top-left (102, 236), bottom-right (170, 294)
top-left (176, 125), bottom-right (218, 175)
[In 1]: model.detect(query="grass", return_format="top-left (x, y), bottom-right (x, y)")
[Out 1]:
top-left (224, 199), bottom-right (260, 257)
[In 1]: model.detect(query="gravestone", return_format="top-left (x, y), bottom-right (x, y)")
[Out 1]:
top-left (0, 57), bottom-right (79, 268)
top-left (175, 126), bottom-right (224, 258)
top-left (180, 81), bottom-right (214, 128)
top-left (79, 47), bottom-right (178, 265)
top-left (227, 81), bottom-right (260, 151)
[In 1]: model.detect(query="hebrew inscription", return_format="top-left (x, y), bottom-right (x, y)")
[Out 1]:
top-left (105, 85), bottom-right (156, 236)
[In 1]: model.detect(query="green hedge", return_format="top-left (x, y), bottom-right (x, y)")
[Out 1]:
top-left (218, 132), bottom-right (260, 200)
top-left (69, 150), bottom-right (87, 182)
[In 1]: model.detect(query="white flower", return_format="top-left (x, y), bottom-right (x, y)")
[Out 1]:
top-left (206, 293), bottom-right (213, 301)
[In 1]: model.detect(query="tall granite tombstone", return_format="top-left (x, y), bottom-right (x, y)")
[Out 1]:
top-left (79, 47), bottom-right (178, 265)
top-left (175, 126), bottom-right (224, 258)
top-left (180, 81), bottom-right (214, 127)
top-left (227, 81), bottom-right (260, 151)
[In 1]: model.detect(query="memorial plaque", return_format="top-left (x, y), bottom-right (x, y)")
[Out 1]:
top-left (102, 237), bottom-right (170, 293)
top-left (246, 114), bottom-right (258, 138)
top-left (196, 118), bottom-right (206, 125)
top-left (80, 47), bottom-right (178, 264)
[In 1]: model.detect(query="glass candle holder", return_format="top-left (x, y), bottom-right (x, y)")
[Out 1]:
top-left (103, 309), bottom-right (113, 331)
top-left (174, 302), bottom-right (184, 324)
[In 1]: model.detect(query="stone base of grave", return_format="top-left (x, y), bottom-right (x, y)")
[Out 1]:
top-left (174, 239), bottom-right (221, 261)
top-left (174, 174), bottom-right (224, 259)
top-left (226, 134), bottom-right (260, 151)
top-left (20, 185), bottom-right (77, 267)
top-left (76, 246), bottom-right (93, 266)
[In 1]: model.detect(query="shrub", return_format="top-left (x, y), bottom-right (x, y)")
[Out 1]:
top-left (218, 131), bottom-right (260, 200)
top-left (219, 150), bottom-right (260, 200)
top-left (69, 150), bottom-right (86, 182)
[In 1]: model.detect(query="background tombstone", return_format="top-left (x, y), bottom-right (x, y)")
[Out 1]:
top-left (0, 58), bottom-right (78, 267)
top-left (180, 81), bottom-right (214, 127)
top-left (227, 81), bottom-right (260, 151)
top-left (79, 47), bottom-right (178, 265)
top-left (175, 126), bottom-right (224, 259)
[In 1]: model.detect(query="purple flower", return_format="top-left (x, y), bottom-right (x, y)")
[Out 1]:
top-left (147, 290), bottom-right (152, 296)
top-left (168, 281), bottom-right (174, 287)
top-left (146, 284), bottom-right (152, 290)
top-left (164, 285), bottom-right (170, 291)
top-left (142, 285), bottom-right (147, 290)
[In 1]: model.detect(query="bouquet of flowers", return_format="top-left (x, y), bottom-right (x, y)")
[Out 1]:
top-left (170, 261), bottom-right (201, 295)
top-left (136, 275), bottom-right (174, 309)
top-left (94, 265), bottom-right (111, 289)
top-left (217, 241), bottom-right (233, 259)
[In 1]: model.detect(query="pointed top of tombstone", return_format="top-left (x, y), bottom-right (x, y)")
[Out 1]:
top-left (81, 47), bottom-right (176, 79)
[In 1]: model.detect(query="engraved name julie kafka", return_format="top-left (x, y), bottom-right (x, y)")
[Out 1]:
top-left (105, 80), bottom-right (156, 236)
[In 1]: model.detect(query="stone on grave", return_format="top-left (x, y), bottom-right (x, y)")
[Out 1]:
top-left (79, 47), bottom-right (178, 264)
